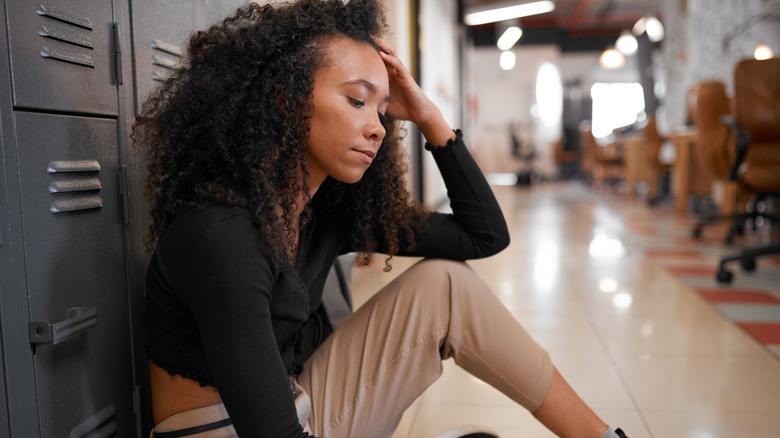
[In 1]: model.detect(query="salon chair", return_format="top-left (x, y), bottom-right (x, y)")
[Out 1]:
top-left (691, 59), bottom-right (780, 283)
top-left (642, 115), bottom-right (672, 205)
top-left (580, 126), bottom-right (624, 191)
top-left (690, 73), bottom-right (780, 246)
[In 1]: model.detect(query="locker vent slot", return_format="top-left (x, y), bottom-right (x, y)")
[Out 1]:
top-left (37, 4), bottom-right (93, 30)
top-left (151, 38), bottom-right (183, 82)
top-left (50, 196), bottom-right (102, 213)
top-left (48, 160), bottom-right (102, 213)
top-left (49, 178), bottom-right (101, 193)
top-left (39, 24), bottom-right (94, 48)
top-left (40, 46), bottom-right (94, 67)
top-left (152, 54), bottom-right (179, 69)
top-left (69, 404), bottom-right (116, 438)
top-left (48, 160), bottom-right (101, 173)
top-left (150, 38), bottom-right (183, 57)
top-left (37, 5), bottom-right (95, 68)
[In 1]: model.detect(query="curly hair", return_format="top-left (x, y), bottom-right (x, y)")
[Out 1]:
top-left (133, 0), bottom-right (428, 269)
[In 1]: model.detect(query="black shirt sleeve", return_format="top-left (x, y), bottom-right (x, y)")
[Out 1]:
top-left (397, 130), bottom-right (510, 259)
top-left (173, 213), bottom-right (314, 437)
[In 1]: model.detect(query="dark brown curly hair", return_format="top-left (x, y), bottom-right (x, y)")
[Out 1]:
top-left (133, 0), bottom-right (428, 268)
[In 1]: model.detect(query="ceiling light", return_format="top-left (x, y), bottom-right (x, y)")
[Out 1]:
top-left (754, 44), bottom-right (774, 60)
top-left (615, 30), bottom-right (638, 55)
top-left (465, 0), bottom-right (555, 26)
top-left (633, 16), bottom-right (664, 42)
top-left (497, 26), bottom-right (523, 50)
top-left (499, 50), bottom-right (517, 70)
top-left (599, 48), bottom-right (625, 70)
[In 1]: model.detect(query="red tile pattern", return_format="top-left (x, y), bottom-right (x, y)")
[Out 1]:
top-left (695, 288), bottom-right (780, 304)
top-left (737, 323), bottom-right (780, 344)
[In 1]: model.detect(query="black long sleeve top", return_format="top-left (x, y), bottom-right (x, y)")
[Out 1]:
top-left (145, 132), bottom-right (510, 437)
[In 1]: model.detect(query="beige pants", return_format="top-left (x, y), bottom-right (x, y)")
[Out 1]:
top-left (152, 259), bottom-right (553, 437)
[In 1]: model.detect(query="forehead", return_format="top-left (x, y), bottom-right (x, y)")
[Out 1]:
top-left (316, 37), bottom-right (388, 88)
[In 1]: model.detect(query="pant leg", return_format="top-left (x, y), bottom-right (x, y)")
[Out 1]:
top-left (297, 259), bottom-right (553, 438)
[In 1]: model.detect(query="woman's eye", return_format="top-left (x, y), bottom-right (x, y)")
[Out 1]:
top-left (348, 98), bottom-right (365, 108)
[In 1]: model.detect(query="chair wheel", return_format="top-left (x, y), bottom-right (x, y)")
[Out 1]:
top-left (716, 269), bottom-right (733, 284)
top-left (741, 257), bottom-right (756, 272)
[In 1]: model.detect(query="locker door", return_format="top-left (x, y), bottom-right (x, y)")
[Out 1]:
top-left (129, 0), bottom-right (195, 114)
top-left (6, 1), bottom-right (119, 116)
top-left (15, 112), bottom-right (134, 437)
top-left (196, 0), bottom-right (247, 29)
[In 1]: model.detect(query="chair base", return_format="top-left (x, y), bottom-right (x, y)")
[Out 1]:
top-left (715, 242), bottom-right (780, 283)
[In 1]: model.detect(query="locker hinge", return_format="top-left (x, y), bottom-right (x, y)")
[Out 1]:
top-left (119, 165), bottom-right (131, 225)
top-left (132, 385), bottom-right (141, 415)
top-left (113, 22), bottom-right (124, 85)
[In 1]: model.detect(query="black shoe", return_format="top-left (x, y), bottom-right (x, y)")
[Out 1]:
top-left (615, 427), bottom-right (629, 438)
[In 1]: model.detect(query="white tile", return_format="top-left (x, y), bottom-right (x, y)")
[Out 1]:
top-left (611, 352), bottom-right (780, 412)
top-left (643, 410), bottom-right (780, 438)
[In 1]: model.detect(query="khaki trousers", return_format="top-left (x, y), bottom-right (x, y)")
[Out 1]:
top-left (152, 259), bottom-right (553, 437)
top-left (299, 259), bottom-right (552, 437)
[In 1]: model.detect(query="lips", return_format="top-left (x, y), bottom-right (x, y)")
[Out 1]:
top-left (354, 148), bottom-right (376, 164)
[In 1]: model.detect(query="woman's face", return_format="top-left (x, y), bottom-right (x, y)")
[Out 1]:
top-left (306, 37), bottom-right (390, 189)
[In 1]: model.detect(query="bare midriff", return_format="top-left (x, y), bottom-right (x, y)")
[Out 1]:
top-left (149, 361), bottom-right (224, 424)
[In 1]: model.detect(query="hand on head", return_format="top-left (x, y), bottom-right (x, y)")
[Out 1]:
top-left (373, 38), bottom-right (435, 126)
top-left (374, 37), bottom-right (454, 145)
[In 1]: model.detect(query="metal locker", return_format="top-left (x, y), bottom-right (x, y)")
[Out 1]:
top-left (129, 0), bottom-right (196, 115)
top-left (15, 112), bottom-right (134, 437)
top-left (5, 1), bottom-right (120, 116)
top-left (196, 0), bottom-right (248, 29)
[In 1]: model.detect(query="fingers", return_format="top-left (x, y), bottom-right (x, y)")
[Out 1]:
top-left (373, 37), bottom-right (397, 57)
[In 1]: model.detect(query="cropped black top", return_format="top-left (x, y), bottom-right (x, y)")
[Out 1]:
top-left (145, 132), bottom-right (509, 437)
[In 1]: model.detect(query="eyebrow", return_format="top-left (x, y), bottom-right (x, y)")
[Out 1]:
top-left (343, 79), bottom-right (391, 102)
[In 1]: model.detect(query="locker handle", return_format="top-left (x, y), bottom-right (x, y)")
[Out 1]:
top-left (29, 307), bottom-right (97, 346)
top-left (69, 405), bottom-right (116, 438)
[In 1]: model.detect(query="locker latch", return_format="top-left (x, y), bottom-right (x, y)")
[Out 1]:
top-left (29, 307), bottom-right (98, 349)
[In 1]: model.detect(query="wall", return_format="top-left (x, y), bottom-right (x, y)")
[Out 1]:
top-left (419, 0), bottom-right (460, 207)
top-left (467, 46), bottom-right (642, 177)
top-left (660, 0), bottom-right (776, 130)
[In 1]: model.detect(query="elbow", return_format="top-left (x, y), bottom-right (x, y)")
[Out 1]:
top-left (492, 225), bottom-right (511, 255)
top-left (476, 225), bottom-right (510, 258)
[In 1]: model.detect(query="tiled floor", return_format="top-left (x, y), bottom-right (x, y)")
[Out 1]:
top-left (349, 182), bottom-right (780, 438)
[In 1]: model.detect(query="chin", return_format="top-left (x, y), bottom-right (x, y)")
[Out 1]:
top-left (334, 170), bottom-right (367, 185)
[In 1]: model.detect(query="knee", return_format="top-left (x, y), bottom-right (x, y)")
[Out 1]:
top-left (408, 259), bottom-right (475, 285)
top-left (402, 259), bottom-right (486, 302)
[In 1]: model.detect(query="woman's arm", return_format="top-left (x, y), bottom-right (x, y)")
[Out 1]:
top-left (375, 40), bottom-right (509, 260)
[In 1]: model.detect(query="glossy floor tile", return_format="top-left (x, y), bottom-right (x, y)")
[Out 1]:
top-left (349, 182), bottom-right (780, 438)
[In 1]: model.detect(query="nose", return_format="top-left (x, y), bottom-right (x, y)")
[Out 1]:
top-left (365, 113), bottom-right (386, 141)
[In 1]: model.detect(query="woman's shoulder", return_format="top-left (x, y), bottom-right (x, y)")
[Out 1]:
top-left (159, 205), bottom-right (270, 256)
top-left (168, 205), bottom-right (253, 232)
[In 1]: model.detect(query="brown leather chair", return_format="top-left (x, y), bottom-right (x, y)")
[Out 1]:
top-left (691, 80), bottom-right (763, 242)
top-left (580, 125), bottom-right (624, 190)
top-left (642, 115), bottom-right (670, 204)
top-left (698, 58), bottom-right (780, 283)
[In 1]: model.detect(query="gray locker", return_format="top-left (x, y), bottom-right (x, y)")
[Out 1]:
top-left (15, 112), bottom-right (134, 437)
top-left (1, 1), bottom-right (268, 436)
top-left (129, 0), bottom-right (195, 114)
top-left (6, 1), bottom-right (120, 116)
top-left (129, 0), bottom-right (251, 115)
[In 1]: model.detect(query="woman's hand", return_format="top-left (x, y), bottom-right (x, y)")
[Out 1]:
top-left (375, 38), bottom-right (455, 146)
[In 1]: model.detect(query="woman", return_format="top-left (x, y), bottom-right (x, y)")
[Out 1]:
top-left (136, 0), bottom-right (629, 437)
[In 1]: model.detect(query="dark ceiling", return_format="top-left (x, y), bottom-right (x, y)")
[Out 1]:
top-left (462, 0), bottom-right (663, 52)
